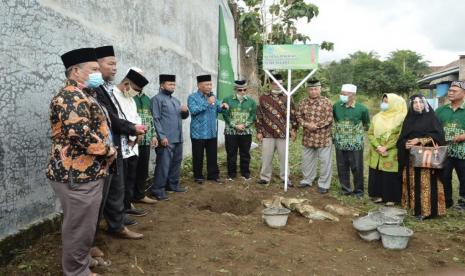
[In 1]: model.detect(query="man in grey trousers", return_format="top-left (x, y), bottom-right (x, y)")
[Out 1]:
top-left (296, 79), bottom-right (334, 193)
top-left (47, 48), bottom-right (116, 276)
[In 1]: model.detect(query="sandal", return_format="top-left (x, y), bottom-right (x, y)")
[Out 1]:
top-left (90, 246), bottom-right (104, 258)
top-left (90, 257), bottom-right (112, 268)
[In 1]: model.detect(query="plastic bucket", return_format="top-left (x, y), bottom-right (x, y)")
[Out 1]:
top-left (377, 225), bottom-right (413, 250)
top-left (262, 207), bottom-right (291, 228)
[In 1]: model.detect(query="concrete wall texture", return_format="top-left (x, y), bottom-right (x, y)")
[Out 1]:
top-left (0, 0), bottom-right (238, 240)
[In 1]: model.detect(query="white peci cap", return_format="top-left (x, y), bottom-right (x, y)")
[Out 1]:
top-left (341, 84), bottom-right (357, 93)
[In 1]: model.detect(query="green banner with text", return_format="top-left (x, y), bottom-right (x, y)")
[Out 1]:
top-left (263, 44), bottom-right (319, 70)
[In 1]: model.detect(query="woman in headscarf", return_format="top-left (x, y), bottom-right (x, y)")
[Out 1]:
top-left (368, 93), bottom-right (407, 205)
top-left (397, 95), bottom-right (446, 219)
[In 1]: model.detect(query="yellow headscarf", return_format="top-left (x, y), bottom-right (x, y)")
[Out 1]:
top-left (372, 93), bottom-right (407, 138)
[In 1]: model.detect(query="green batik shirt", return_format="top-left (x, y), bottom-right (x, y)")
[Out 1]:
top-left (222, 95), bottom-right (257, 135)
top-left (436, 101), bottom-right (465, 159)
top-left (332, 101), bottom-right (370, 151)
top-left (133, 93), bottom-right (156, 145)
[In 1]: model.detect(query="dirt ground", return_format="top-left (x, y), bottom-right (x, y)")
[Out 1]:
top-left (2, 174), bottom-right (465, 276)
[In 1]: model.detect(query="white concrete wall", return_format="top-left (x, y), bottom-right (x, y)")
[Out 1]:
top-left (0, 0), bottom-right (238, 239)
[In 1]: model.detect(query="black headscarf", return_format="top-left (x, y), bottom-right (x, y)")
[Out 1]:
top-left (397, 94), bottom-right (445, 168)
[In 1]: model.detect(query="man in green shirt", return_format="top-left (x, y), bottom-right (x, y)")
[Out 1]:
top-left (436, 80), bottom-right (465, 209)
top-left (333, 84), bottom-right (370, 197)
top-left (133, 88), bottom-right (158, 204)
top-left (222, 80), bottom-right (257, 180)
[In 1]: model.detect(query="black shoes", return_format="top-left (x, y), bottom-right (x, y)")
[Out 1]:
top-left (166, 186), bottom-right (188, 193)
top-left (125, 208), bottom-right (148, 217)
top-left (318, 187), bottom-right (329, 194)
top-left (123, 216), bottom-right (138, 226)
top-left (257, 179), bottom-right (269, 185)
top-left (195, 178), bottom-right (204, 184)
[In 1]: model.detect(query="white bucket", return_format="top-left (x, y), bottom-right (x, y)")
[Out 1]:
top-left (377, 225), bottom-right (413, 250)
top-left (262, 207), bottom-right (291, 228)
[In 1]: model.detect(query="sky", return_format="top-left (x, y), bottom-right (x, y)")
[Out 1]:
top-left (294, 0), bottom-right (464, 66)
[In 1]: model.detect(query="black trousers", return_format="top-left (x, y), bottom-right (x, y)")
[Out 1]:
top-left (191, 138), bottom-right (219, 180)
top-left (225, 134), bottom-right (252, 178)
top-left (335, 149), bottom-right (364, 194)
top-left (134, 145), bottom-right (151, 201)
top-left (443, 157), bottom-right (465, 207)
top-left (103, 157), bottom-right (125, 233)
top-left (123, 155), bottom-right (139, 210)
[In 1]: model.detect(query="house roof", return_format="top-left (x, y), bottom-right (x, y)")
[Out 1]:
top-left (417, 59), bottom-right (459, 85)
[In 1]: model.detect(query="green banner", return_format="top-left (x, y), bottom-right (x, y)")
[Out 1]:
top-left (217, 7), bottom-right (234, 101)
top-left (263, 44), bottom-right (319, 70)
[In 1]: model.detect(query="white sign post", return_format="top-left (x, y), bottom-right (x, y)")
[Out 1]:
top-left (263, 44), bottom-right (319, 192)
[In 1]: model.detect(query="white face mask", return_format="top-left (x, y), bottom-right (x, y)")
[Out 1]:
top-left (380, 102), bottom-right (389, 111)
top-left (271, 89), bottom-right (282, 94)
top-left (124, 86), bottom-right (139, 97)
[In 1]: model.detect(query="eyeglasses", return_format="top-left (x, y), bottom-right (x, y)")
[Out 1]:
top-left (236, 88), bottom-right (247, 92)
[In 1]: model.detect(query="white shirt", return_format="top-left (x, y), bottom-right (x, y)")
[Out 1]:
top-left (113, 86), bottom-right (142, 158)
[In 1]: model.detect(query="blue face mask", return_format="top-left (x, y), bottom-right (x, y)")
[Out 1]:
top-left (340, 95), bottom-right (349, 103)
top-left (380, 102), bottom-right (389, 111)
top-left (85, 72), bottom-right (104, 88)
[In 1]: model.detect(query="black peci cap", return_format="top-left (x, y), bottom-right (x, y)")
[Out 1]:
top-left (61, 48), bottom-right (97, 69)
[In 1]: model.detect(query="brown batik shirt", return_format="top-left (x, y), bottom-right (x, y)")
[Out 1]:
top-left (255, 92), bottom-right (298, 139)
top-left (46, 80), bottom-right (113, 183)
top-left (297, 96), bottom-right (333, 148)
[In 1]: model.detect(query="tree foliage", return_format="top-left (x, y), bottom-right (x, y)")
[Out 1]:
top-left (320, 49), bottom-right (430, 96)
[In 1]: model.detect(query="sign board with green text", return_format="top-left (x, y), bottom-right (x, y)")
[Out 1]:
top-left (263, 44), bottom-right (319, 70)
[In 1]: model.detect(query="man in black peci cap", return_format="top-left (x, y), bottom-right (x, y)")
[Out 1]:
top-left (150, 74), bottom-right (190, 200)
top-left (110, 67), bottom-right (150, 234)
top-left (187, 74), bottom-right (229, 184)
top-left (94, 46), bottom-right (147, 240)
top-left (47, 48), bottom-right (116, 276)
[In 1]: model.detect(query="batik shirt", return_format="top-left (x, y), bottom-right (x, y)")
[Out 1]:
top-left (222, 95), bottom-right (257, 135)
top-left (333, 100), bottom-right (370, 151)
top-left (255, 93), bottom-right (298, 139)
top-left (436, 101), bottom-right (465, 159)
top-left (46, 80), bottom-right (113, 183)
top-left (188, 91), bottom-right (224, 139)
top-left (134, 93), bottom-right (156, 146)
top-left (297, 96), bottom-right (333, 148)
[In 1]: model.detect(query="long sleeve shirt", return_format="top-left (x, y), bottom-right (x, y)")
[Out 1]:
top-left (367, 124), bottom-right (402, 172)
top-left (332, 100), bottom-right (370, 151)
top-left (134, 93), bottom-right (157, 146)
top-left (187, 91), bottom-right (223, 139)
top-left (297, 96), bottom-right (333, 148)
top-left (222, 95), bottom-right (257, 135)
top-left (113, 87), bottom-right (141, 158)
top-left (255, 93), bottom-right (298, 139)
top-left (151, 90), bottom-right (189, 144)
top-left (46, 80), bottom-right (113, 183)
top-left (436, 101), bottom-right (465, 159)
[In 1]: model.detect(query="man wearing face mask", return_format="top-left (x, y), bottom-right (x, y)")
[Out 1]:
top-left (255, 74), bottom-right (298, 186)
top-left (94, 46), bottom-right (146, 240)
top-left (296, 79), bottom-right (333, 194)
top-left (150, 74), bottom-right (189, 200)
top-left (222, 80), bottom-right (257, 181)
top-left (333, 84), bottom-right (370, 197)
top-left (188, 74), bottom-right (229, 184)
top-left (47, 47), bottom-right (116, 276)
top-left (112, 68), bottom-right (150, 220)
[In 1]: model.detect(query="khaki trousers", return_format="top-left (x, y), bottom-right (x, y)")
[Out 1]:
top-left (301, 144), bottom-right (333, 189)
top-left (260, 138), bottom-right (286, 182)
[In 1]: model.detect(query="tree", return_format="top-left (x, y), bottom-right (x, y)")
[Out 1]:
top-left (233, 0), bottom-right (333, 84)
top-left (320, 50), bottom-right (430, 97)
